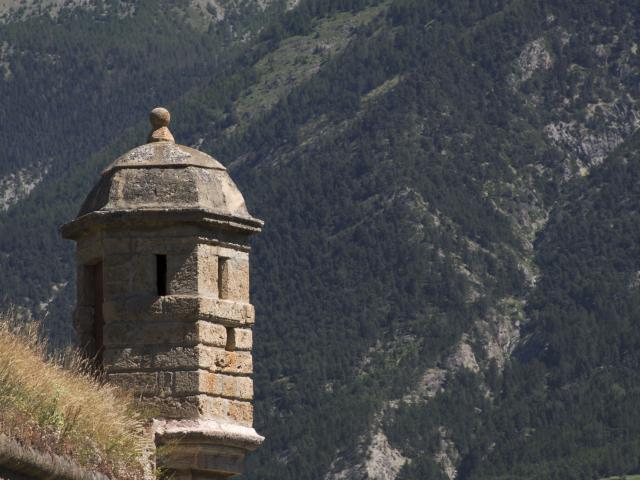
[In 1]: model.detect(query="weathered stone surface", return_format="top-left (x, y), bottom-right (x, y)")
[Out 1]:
top-left (231, 328), bottom-right (252, 351)
top-left (199, 297), bottom-right (255, 326)
top-left (221, 375), bottom-right (253, 400)
top-left (145, 395), bottom-right (253, 425)
top-left (174, 370), bottom-right (253, 400)
top-left (103, 295), bottom-right (255, 325)
top-left (155, 419), bottom-right (264, 479)
top-left (200, 348), bottom-right (253, 375)
top-left (103, 346), bottom-right (198, 370)
top-left (199, 395), bottom-right (253, 426)
top-left (104, 345), bottom-right (252, 374)
top-left (148, 107), bottom-right (175, 143)
top-left (197, 244), bottom-right (218, 296)
top-left (107, 371), bottom-right (171, 396)
top-left (105, 321), bottom-right (227, 348)
top-left (198, 322), bottom-right (228, 347)
top-left (74, 141), bottom-right (257, 222)
top-left (168, 250), bottom-right (198, 295)
top-left (222, 257), bottom-right (250, 302)
top-left (174, 370), bottom-right (222, 396)
top-left (76, 233), bottom-right (102, 265)
top-left (173, 371), bottom-right (253, 400)
top-left (142, 395), bottom-right (201, 419)
top-left (102, 237), bottom-right (133, 255)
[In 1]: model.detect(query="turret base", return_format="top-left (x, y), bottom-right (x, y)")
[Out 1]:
top-left (154, 419), bottom-right (264, 479)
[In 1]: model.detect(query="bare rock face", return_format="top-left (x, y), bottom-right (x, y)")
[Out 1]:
top-left (445, 336), bottom-right (480, 373)
top-left (434, 427), bottom-right (460, 480)
top-left (0, 163), bottom-right (49, 211)
top-left (508, 37), bottom-right (553, 88)
top-left (545, 102), bottom-right (640, 178)
top-left (364, 428), bottom-right (408, 480)
top-left (324, 417), bottom-right (408, 480)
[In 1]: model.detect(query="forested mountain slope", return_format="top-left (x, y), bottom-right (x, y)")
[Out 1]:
top-left (1, 0), bottom-right (639, 479)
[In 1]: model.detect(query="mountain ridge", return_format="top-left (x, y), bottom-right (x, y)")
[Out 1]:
top-left (0, 0), bottom-right (639, 478)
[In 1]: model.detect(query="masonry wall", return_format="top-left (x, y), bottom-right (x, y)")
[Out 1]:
top-left (73, 225), bottom-right (256, 427)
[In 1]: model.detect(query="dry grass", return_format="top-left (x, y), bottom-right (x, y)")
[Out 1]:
top-left (0, 312), bottom-right (147, 479)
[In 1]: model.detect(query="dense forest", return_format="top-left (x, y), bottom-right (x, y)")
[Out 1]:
top-left (0, 0), bottom-right (639, 478)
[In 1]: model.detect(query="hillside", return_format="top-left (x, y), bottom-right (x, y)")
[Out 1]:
top-left (0, 0), bottom-right (639, 479)
top-left (0, 313), bottom-right (146, 478)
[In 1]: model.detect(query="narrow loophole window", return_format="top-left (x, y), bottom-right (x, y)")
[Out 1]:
top-left (156, 255), bottom-right (167, 296)
top-left (225, 327), bottom-right (236, 351)
top-left (218, 257), bottom-right (229, 299)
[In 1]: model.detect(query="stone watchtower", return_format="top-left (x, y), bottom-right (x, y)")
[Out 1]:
top-left (61, 108), bottom-right (264, 479)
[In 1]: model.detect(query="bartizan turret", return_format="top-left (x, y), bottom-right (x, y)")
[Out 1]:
top-left (61, 108), bottom-right (264, 479)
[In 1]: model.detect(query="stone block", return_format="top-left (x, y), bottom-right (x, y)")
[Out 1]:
top-left (103, 295), bottom-right (160, 322)
top-left (197, 244), bottom-right (218, 296)
top-left (133, 238), bottom-right (165, 254)
top-left (102, 237), bottom-right (133, 255)
top-left (198, 395), bottom-right (253, 426)
top-left (161, 295), bottom-right (200, 321)
top-left (105, 321), bottom-right (226, 348)
top-left (173, 371), bottom-right (252, 401)
top-left (116, 295), bottom-right (254, 325)
top-left (140, 395), bottom-right (252, 424)
top-left (221, 376), bottom-right (253, 401)
top-left (198, 347), bottom-right (253, 374)
top-left (199, 297), bottom-right (255, 326)
top-left (168, 250), bottom-right (199, 295)
top-left (103, 345), bottom-right (253, 372)
top-left (141, 395), bottom-right (201, 420)
top-left (197, 321), bottom-right (227, 347)
top-left (226, 399), bottom-right (253, 426)
top-left (76, 233), bottom-right (102, 264)
top-left (174, 370), bottom-right (223, 396)
top-left (130, 255), bottom-right (156, 295)
top-left (223, 257), bottom-right (250, 303)
top-left (103, 263), bottom-right (132, 283)
top-left (104, 279), bottom-right (130, 297)
top-left (107, 371), bottom-right (171, 396)
top-left (232, 328), bottom-right (252, 351)
top-left (104, 346), bottom-right (199, 371)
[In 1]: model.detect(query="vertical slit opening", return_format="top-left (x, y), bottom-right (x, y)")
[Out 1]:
top-left (156, 255), bottom-right (167, 296)
top-left (225, 327), bottom-right (236, 351)
top-left (218, 257), bottom-right (229, 299)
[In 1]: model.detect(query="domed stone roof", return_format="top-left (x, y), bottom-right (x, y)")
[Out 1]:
top-left (61, 108), bottom-right (262, 239)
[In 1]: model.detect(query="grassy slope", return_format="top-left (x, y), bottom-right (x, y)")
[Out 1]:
top-left (0, 313), bottom-right (146, 478)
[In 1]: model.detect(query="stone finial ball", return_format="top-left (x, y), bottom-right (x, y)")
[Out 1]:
top-left (150, 107), bottom-right (171, 128)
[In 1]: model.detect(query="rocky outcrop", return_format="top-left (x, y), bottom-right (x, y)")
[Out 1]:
top-left (508, 37), bottom-right (553, 88)
top-left (545, 101), bottom-right (640, 177)
top-left (0, 164), bottom-right (48, 212)
top-left (325, 416), bottom-right (408, 480)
